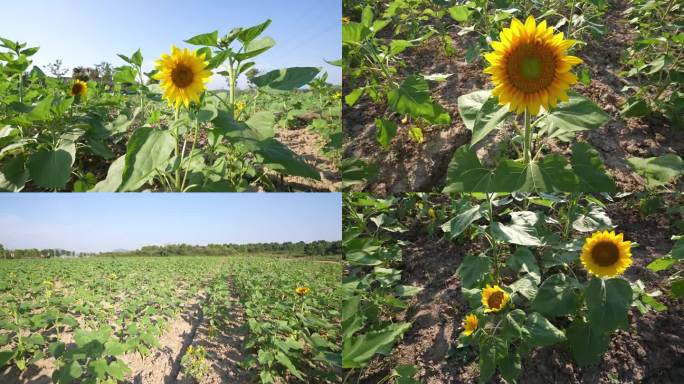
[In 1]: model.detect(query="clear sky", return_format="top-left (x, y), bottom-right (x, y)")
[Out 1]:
top-left (1, 0), bottom-right (341, 89)
top-left (0, 193), bottom-right (342, 252)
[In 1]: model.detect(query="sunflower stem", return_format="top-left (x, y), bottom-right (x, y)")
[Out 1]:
top-left (523, 109), bottom-right (532, 164)
top-left (173, 108), bottom-right (181, 190)
top-left (180, 116), bottom-right (200, 191)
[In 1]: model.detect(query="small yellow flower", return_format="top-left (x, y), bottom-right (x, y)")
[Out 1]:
top-left (235, 101), bottom-right (246, 114)
top-left (342, 17), bottom-right (351, 25)
top-left (428, 207), bottom-right (436, 221)
top-left (69, 80), bottom-right (88, 97)
top-left (153, 45), bottom-right (212, 109)
top-left (481, 284), bottom-right (509, 313)
top-left (580, 230), bottom-right (632, 277)
top-left (333, 91), bottom-right (342, 100)
top-left (462, 314), bottom-right (478, 336)
top-left (295, 287), bottom-right (310, 296)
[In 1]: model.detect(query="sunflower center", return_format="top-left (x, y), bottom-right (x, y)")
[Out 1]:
top-left (72, 84), bottom-right (84, 95)
top-left (488, 291), bottom-right (504, 309)
top-left (506, 43), bottom-right (557, 93)
top-left (171, 64), bottom-right (195, 88)
top-left (591, 241), bottom-right (620, 267)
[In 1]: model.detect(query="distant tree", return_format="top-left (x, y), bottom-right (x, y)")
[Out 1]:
top-left (45, 59), bottom-right (68, 79)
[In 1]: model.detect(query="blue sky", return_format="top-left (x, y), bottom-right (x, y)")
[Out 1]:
top-left (2, 0), bottom-right (341, 89)
top-left (0, 193), bottom-right (342, 252)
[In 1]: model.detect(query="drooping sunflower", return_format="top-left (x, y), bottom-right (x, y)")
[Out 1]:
top-left (462, 314), bottom-right (478, 336)
top-left (153, 45), bottom-right (212, 109)
top-left (481, 284), bottom-right (509, 313)
top-left (69, 79), bottom-right (88, 97)
top-left (580, 230), bottom-right (632, 277)
top-left (295, 286), bottom-right (310, 296)
top-left (483, 16), bottom-right (583, 115)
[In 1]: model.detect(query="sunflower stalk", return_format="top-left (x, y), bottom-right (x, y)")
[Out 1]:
top-left (180, 116), bottom-right (200, 191)
top-left (523, 109), bottom-right (533, 164)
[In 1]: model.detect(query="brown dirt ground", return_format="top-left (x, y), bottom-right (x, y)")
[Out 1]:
top-left (342, 1), bottom-right (684, 195)
top-left (177, 279), bottom-right (250, 384)
top-left (351, 194), bottom-right (684, 384)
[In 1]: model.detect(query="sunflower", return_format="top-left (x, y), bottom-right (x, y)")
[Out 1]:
top-left (580, 230), bottom-right (632, 277)
top-left (69, 80), bottom-right (88, 97)
top-left (481, 284), bottom-right (509, 313)
top-left (342, 16), bottom-right (351, 25)
top-left (483, 16), bottom-right (583, 116)
top-left (295, 286), bottom-right (310, 296)
top-left (462, 314), bottom-right (478, 336)
top-left (235, 101), bottom-right (246, 114)
top-left (153, 45), bottom-right (212, 109)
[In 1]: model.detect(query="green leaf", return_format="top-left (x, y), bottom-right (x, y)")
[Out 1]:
top-left (456, 253), bottom-right (491, 289)
top-left (388, 75), bottom-right (451, 124)
top-left (585, 277), bottom-right (632, 333)
top-left (104, 341), bottom-right (126, 356)
top-left (389, 40), bottom-right (413, 55)
top-left (114, 66), bottom-right (136, 84)
top-left (90, 155), bottom-right (125, 192)
top-left (27, 150), bottom-right (72, 189)
top-left (235, 37), bottom-right (276, 61)
top-left (565, 318), bottom-right (610, 366)
top-left (621, 97), bottom-right (650, 117)
top-left (544, 94), bottom-right (609, 141)
top-left (408, 126), bottom-right (424, 144)
top-left (499, 351), bottom-right (522, 383)
top-left (184, 31), bottom-right (219, 46)
top-left (395, 285), bottom-right (423, 297)
top-left (490, 211), bottom-right (543, 246)
top-left (641, 294), bottom-right (667, 312)
top-left (254, 139), bottom-right (320, 180)
top-left (0, 155), bottom-right (28, 191)
top-left (131, 49), bottom-right (143, 67)
top-left (237, 20), bottom-right (272, 45)
top-left (627, 154), bottom-right (684, 187)
top-left (48, 342), bottom-right (66, 358)
top-left (457, 90), bottom-right (491, 130)
top-left (68, 361), bottom-right (83, 380)
top-left (671, 279), bottom-right (684, 298)
top-left (501, 309), bottom-right (528, 341)
top-left (470, 96), bottom-right (508, 146)
top-left (478, 337), bottom-right (507, 384)
top-left (509, 274), bottom-right (539, 300)
top-left (251, 67), bottom-right (320, 90)
top-left (345, 87), bottom-right (366, 106)
top-left (443, 146), bottom-right (495, 192)
top-left (89, 358), bottom-right (108, 379)
top-left (342, 23), bottom-right (372, 44)
top-left (572, 204), bottom-right (612, 232)
top-left (524, 312), bottom-right (566, 347)
top-left (0, 350), bottom-right (14, 367)
top-left (118, 127), bottom-right (175, 191)
top-left (342, 322), bottom-right (411, 368)
top-left (448, 5), bottom-right (472, 22)
top-left (571, 142), bottom-right (616, 192)
top-left (441, 202), bottom-right (484, 239)
top-left (275, 351), bottom-right (305, 381)
top-left (531, 273), bottom-right (579, 316)
top-left (646, 256), bottom-right (676, 272)
top-left (27, 95), bottom-right (54, 121)
top-left (507, 247), bottom-right (540, 283)
top-left (375, 119), bottom-right (397, 150)
top-left (106, 360), bottom-right (130, 380)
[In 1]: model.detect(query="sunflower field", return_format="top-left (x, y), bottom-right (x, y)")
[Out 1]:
top-left (0, 256), bottom-right (342, 383)
top-left (342, 192), bottom-right (684, 383)
top-left (0, 20), bottom-right (341, 192)
top-left (341, 0), bottom-right (683, 194)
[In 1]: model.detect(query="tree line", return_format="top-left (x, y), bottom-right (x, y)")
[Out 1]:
top-left (0, 241), bottom-right (341, 259)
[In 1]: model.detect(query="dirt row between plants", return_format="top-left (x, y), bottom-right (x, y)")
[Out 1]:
top-left (342, 0), bottom-right (683, 195)
top-left (0, 279), bottom-right (251, 384)
top-left (353, 195), bottom-right (684, 384)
